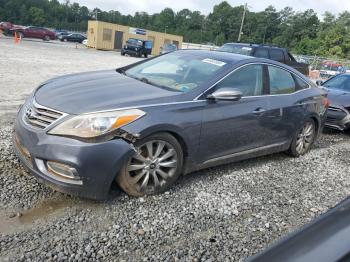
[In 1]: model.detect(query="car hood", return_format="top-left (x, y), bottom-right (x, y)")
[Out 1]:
top-left (35, 70), bottom-right (180, 114)
top-left (325, 88), bottom-right (350, 108)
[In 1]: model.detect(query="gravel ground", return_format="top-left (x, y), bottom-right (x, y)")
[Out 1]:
top-left (1, 37), bottom-right (350, 261)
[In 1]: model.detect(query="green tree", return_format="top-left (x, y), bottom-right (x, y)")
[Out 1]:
top-left (26, 7), bottom-right (46, 25)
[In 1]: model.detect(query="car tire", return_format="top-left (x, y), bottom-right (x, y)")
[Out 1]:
top-left (144, 53), bottom-right (148, 58)
top-left (43, 35), bottom-right (50, 41)
top-left (287, 119), bottom-right (316, 157)
top-left (18, 32), bottom-right (24, 39)
top-left (117, 133), bottom-right (183, 197)
top-left (64, 38), bottom-right (67, 42)
top-left (121, 52), bottom-right (125, 56)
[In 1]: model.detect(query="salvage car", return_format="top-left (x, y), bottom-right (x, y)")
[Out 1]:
top-left (317, 74), bottom-right (350, 131)
top-left (319, 61), bottom-right (345, 79)
top-left (218, 43), bottom-right (310, 76)
top-left (13, 50), bottom-right (328, 199)
top-left (59, 33), bottom-right (86, 43)
top-left (10, 26), bottom-right (55, 41)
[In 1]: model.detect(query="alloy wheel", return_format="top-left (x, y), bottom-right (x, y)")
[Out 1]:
top-left (126, 140), bottom-right (178, 193)
top-left (296, 121), bottom-right (315, 155)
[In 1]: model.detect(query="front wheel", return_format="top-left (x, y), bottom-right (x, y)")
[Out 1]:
top-left (43, 35), bottom-right (50, 41)
top-left (287, 119), bottom-right (316, 157)
top-left (117, 133), bottom-right (183, 197)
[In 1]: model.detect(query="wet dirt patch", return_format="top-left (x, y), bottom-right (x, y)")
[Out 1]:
top-left (0, 198), bottom-right (100, 235)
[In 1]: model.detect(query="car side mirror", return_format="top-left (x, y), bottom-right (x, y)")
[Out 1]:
top-left (207, 88), bottom-right (243, 101)
top-left (316, 80), bottom-right (323, 86)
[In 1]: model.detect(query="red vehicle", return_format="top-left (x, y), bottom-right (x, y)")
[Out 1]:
top-left (0, 21), bottom-right (13, 31)
top-left (10, 26), bottom-right (55, 41)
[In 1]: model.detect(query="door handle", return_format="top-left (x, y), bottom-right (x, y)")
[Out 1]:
top-left (252, 108), bottom-right (267, 115)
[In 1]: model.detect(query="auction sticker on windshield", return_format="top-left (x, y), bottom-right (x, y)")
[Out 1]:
top-left (202, 58), bottom-right (226, 67)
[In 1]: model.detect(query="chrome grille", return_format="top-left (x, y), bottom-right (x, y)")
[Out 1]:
top-left (23, 100), bottom-right (66, 130)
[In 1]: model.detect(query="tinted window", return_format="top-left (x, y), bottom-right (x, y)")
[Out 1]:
top-left (269, 49), bottom-right (285, 62)
top-left (268, 66), bottom-right (296, 94)
top-left (254, 48), bottom-right (269, 58)
top-left (216, 64), bottom-right (263, 96)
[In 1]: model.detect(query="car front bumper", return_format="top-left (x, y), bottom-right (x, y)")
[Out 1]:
top-left (13, 107), bottom-right (135, 200)
top-left (325, 106), bottom-right (350, 131)
top-left (121, 48), bottom-right (141, 55)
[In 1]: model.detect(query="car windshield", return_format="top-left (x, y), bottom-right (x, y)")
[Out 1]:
top-left (124, 52), bottom-right (227, 92)
top-left (127, 39), bottom-right (143, 46)
top-left (323, 75), bottom-right (350, 91)
top-left (218, 44), bottom-right (252, 56)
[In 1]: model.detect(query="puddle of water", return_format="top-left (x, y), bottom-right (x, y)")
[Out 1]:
top-left (0, 198), bottom-right (100, 235)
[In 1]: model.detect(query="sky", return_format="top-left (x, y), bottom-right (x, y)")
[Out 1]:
top-left (71, 0), bottom-right (350, 16)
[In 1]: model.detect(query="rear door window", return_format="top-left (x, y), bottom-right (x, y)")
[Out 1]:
top-left (254, 48), bottom-right (269, 59)
top-left (268, 66), bottom-right (296, 94)
top-left (269, 49), bottom-right (285, 63)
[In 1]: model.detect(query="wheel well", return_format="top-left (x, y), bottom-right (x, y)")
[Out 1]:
top-left (309, 116), bottom-right (319, 133)
top-left (165, 131), bottom-right (188, 158)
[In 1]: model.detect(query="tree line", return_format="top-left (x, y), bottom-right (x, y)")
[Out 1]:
top-left (1, 0), bottom-right (349, 58)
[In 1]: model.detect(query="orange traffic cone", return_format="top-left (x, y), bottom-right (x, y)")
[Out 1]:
top-left (14, 32), bottom-right (20, 44)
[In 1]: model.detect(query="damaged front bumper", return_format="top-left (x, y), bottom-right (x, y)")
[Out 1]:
top-left (13, 112), bottom-right (136, 200)
top-left (325, 105), bottom-right (350, 131)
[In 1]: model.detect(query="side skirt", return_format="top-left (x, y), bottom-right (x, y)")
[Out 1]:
top-left (188, 141), bottom-right (290, 173)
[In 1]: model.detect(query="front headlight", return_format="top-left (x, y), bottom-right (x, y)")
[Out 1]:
top-left (48, 109), bottom-right (145, 138)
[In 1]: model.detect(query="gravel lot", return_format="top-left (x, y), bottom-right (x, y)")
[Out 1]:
top-left (1, 37), bottom-right (350, 261)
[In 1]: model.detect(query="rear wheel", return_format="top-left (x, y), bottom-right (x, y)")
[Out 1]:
top-left (287, 119), bottom-right (316, 157)
top-left (117, 133), bottom-right (183, 197)
top-left (18, 32), bottom-right (24, 39)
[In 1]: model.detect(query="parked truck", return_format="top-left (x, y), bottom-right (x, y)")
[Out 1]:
top-left (218, 43), bottom-right (310, 76)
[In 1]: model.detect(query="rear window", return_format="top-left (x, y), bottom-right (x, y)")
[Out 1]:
top-left (269, 49), bottom-right (285, 62)
top-left (254, 48), bottom-right (269, 58)
top-left (218, 44), bottom-right (252, 56)
top-left (268, 66), bottom-right (296, 94)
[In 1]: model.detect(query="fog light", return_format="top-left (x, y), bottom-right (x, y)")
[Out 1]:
top-left (47, 161), bottom-right (80, 180)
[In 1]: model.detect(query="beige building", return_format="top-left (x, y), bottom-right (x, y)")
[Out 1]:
top-left (87, 21), bottom-right (183, 55)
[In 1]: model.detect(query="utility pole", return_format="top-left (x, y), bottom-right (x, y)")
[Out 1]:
top-left (238, 3), bottom-right (247, 42)
top-left (95, 10), bottom-right (98, 21)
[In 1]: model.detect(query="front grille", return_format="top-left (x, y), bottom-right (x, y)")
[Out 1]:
top-left (23, 99), bottom-right (65, 130)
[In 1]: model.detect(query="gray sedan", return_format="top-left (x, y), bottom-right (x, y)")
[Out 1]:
top-left (13, 50), bottom-right (328, 199)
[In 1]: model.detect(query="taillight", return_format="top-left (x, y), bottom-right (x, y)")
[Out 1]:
top-left (322, 97), bottom-right (330, 108)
